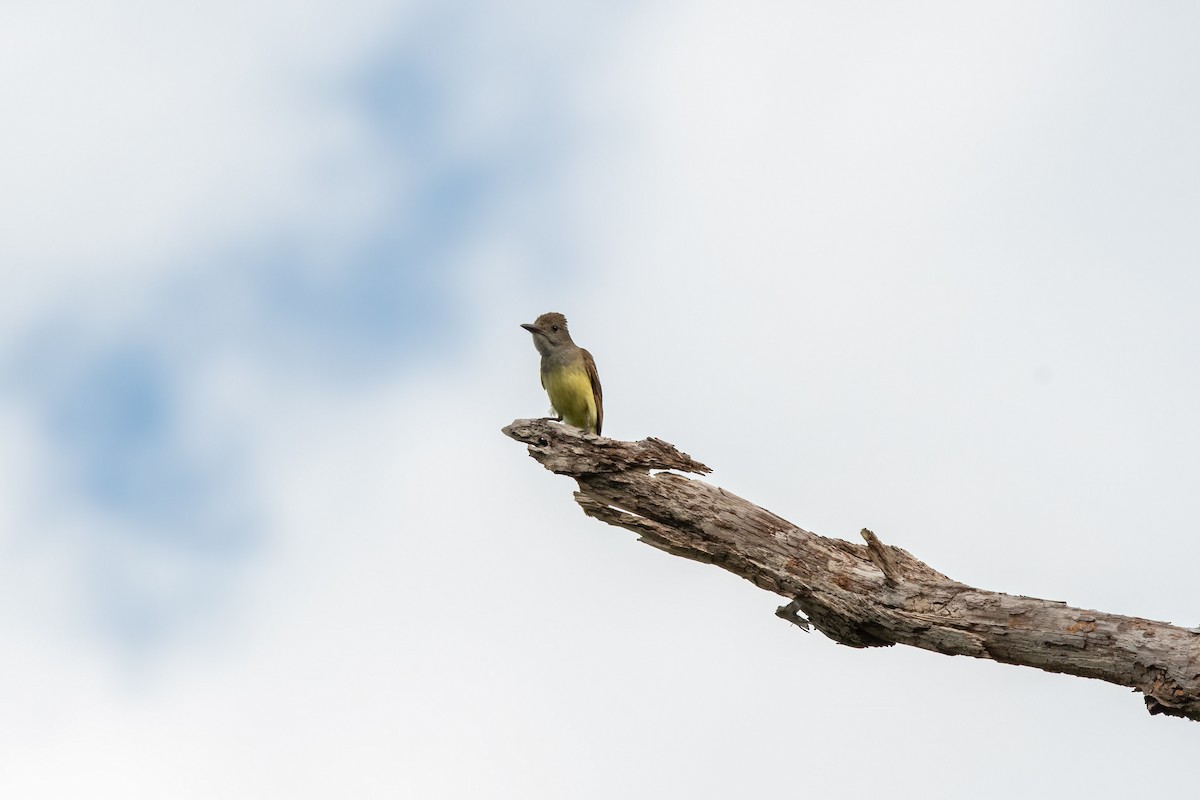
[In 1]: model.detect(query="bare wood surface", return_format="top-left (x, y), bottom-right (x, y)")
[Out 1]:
top-left (503, 418), bottom-right (1200, 721)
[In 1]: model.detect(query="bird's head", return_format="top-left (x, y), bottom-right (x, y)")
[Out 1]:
top-left (521, 312), bottom-right (573, 356)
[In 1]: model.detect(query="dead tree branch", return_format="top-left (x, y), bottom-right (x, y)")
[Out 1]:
top-left (503, 418), bottom-right (1200, 721)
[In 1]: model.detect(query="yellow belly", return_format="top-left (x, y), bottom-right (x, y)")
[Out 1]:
top-left (543, 365), bottom-right (597, 433)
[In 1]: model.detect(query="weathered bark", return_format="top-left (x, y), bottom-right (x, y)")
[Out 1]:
top-left (503, 418), bottom-right (1200, 721)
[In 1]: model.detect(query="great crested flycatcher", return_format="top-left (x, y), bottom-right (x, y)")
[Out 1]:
top-left (521, 312), bottom-right (603, 435)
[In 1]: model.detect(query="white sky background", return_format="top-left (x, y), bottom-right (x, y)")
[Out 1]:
top-left (1, 1), bottom-right (1199, 797)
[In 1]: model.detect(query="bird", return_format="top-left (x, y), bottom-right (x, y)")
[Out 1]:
top-left (520, 312), bottom-right (603, 435)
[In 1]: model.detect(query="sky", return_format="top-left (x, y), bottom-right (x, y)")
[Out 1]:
top-left (1, 1), bottom-right (1199, 797)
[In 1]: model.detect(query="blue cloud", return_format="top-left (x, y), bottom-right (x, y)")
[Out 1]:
top-left (2, 0), bottom-right (586, 654)
top-left (2, 321), bottom-right (254, 652)
top-left (10, 325), bottom-right (251, 549)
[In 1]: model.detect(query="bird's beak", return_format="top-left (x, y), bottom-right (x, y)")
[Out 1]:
top-left (520, 323), bottom-right (542, 336)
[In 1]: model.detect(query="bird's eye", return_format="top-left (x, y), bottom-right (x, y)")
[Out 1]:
top-left (551, 325), bottom-right (559, 332)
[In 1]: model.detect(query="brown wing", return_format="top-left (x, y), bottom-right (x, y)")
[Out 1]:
top-left (582, 348), bottom-right (603, 435)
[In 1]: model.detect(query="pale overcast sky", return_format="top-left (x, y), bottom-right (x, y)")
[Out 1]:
top-left (1, 2), bottom-right (1198, 797)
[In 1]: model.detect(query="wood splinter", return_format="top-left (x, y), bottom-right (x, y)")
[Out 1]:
top-left (775, 597), bottom-right (812, 631)
top-left (860, 528), bottom-right (901, 586)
